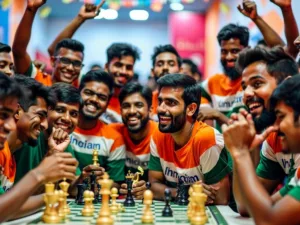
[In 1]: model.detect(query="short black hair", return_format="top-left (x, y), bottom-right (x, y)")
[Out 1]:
top-left (236, 46), bottom-right (298, 84)
top-left (157, 74), bottom-right (201, 120)
top-left (151, 44), bottom-right (182, 67)
top-left (14, 75), bottom-right (56, 112)
top-left (182, 58), bottom-right (202, 75)
top-left (106, 43), bottom-right (140, 64)
top-left (54, 38), bottom-right (85, 57)
top-left (0, 72), bottom-right (22, 100)
top-left (0, 42), bottom-right (11, 53)
top-left (119, 82), bottom-right (152, 108)
top-left (79, 69), bottom-right (114, 97)
top-left (217, 24), bottom-right (249, 47)
top-left (50, 83), bottom-right (81, 104)
top-left (270, 74), bottom-right (300, 125)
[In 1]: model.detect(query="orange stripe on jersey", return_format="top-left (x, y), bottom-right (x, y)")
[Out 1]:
top-left (207, 74), bottom-right (243, 96)
top-left (200, 96), bottom-right (210, 104)
top-left (266, 132), bottom-right (282, 154)
top-left (0, 142), bottom-right (15, 184)
top-left (107, 95), bottom-right (121, 115)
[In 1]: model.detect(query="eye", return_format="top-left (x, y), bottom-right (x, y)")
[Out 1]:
top-left (136, 103), bottom-right (144, 108)
top-left (0, 112), bottom-right (9, 120)
top-left (231, 49), bottom-right (240, 54)
top-left (121, 104), bottom-right (130, 109)
top-left (84, 89), bottom-right (93, 96)
top-left (253, 81), bottom-right (263, 89)
top-left (70, 111), bottom-right (79, 118)
top-left (55, 108), bottom-right (64, 113)
top-left (169, 61), bottom-right (175, 66)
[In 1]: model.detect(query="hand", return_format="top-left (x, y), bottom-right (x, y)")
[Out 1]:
top-left (33, 152), bottom-right (78, 183)
top-left (237, 0), bottom-right (259, 20)
top-left (120, 180), bottom-right (147, 200)
top-left (79, 165), bottom-right (105, 181)
top-left (197, 107), bottom-right (221, 121)
top-left (200, 182), bottom-right (219, 205)
top-left (270, 0), bottom-right (292, 9)
top-left (229, 109), bottom-right (277, 149)
top-left (48, 128), bottom-right (70, 155)
top-left (33, 60), bottom-right (46, 72)
top-left (27, 0), bottom-right (47, 10)
top-left (78, 0), bottom-right (105, 20)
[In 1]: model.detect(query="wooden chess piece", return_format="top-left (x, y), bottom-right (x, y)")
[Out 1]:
top-left (82, 190), bottom-right (94, 216)
top-left (96, 172), bottom-right (114, 225)
top-left (89, 191), bottom-right (95, 212)
top-left (187, 186), bottom-right (194, 221)
top-left (59, 178), bottom-right (70, 215)
top-left (42, 183), bottom-right (61, 223)
top-left (110, 187), bottom-right (119, 214)
top-left (92, 149), bottom-right (99, 166)
top-left (57, 190), bottom-right (66, 220)
top-left (190, 184), bottom-right (207, 225)
top-left (141, 190), bottom-right (154, 223)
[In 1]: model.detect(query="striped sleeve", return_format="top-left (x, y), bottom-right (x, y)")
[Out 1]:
top-left (200, 79), bottom-right (212, 105)
top-left (148, 137), bottom-right (163, 172)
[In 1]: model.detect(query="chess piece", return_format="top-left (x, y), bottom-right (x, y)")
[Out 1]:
top-left (76, 184), bottom-right (85, 205)
top-left (89, 191), bottom-right (95, 211)
top-left (42, 183), bottom-right (61, 223)
top-left (97, 183), bottom-right (102, 202)
top-left (96, 173), bottom-right (114, 225)
top-left (59, 178), bottom-right (71, 215)
top-left (92, 149), bottom-right (99, 166)
top-left (57, 190), bottom-right (66, 220)
top-left (110, 187), bottom-right (119, 214)
top-left (146, 182), bottom-right (151, 190)
top-left (133, 166), bottom-right (144, 185)
top-left (124, 171), bottom-right (135, 207)
top-left (141, 190), bottom-right (154, 223)
top-left (190, 184), bottom-right (207, 225)
top-left (178, 184), bottom-right (190, 205)
top-left (90, 172), bottom-right (99, 204)
top-left (175, 180), bottom-right (183, 204)
top-left (162, 188), bottom-right (173, 217)
top-left (187, 186), bottom-right (194, 220)
top-left (82, 190), bottom-right (94, 216)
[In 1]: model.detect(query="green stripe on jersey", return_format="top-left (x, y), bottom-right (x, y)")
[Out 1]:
top-left (148, 155), bottom-right (163, 172)
top-left (288, 186), bottom-right (300, 201)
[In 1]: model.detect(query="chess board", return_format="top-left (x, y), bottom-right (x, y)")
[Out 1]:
top-left (28, 200), bottom-right (228, 225)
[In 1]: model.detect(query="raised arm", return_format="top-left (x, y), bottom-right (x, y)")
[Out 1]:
top-left (238, 0), bottom-right (285, 47)
top-left (47, 1), bottom-right (105, 56)
top-left (12, 0), bottom-right (46, 74)
top-left (271, 0), bottom-right (299, 58)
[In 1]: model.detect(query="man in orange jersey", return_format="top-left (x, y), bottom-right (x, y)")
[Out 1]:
top-left (150, 44), bottom-right (182, 120)
top-left (109, 82), bottom-right (157, 199)
top-left (148, 74), bottom-right (231, 204)
top-left (100, 43), bottom-right (141, 124)
top-left (199, 24), bottom-right (249, 132)
top-left (0, 43), bottom-right (14, 77)
top-left (70, 70), bottom-right (126, 186)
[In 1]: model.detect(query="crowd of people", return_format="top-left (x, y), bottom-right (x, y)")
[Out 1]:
top-left (0, 0), bottom-right (300, 224)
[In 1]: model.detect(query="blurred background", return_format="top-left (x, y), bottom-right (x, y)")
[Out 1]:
top-left (1, 0), bottom-right (299, 84)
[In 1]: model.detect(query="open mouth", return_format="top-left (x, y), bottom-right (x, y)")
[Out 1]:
top-left (246, 98), bottom-right (264, 116)
top-left (159, 116), bottom-right (172, 125)
top-left (85, 102), bottom-right (99, 113)
top-left (226, 61), bottom-right (235, 68)
top-left (56, 123), bottom-right (71, 131)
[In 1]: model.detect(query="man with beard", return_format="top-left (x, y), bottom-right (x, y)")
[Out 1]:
top-left (148, 74), bottom-right (231, 204)
top-left (199, 24), bottom-right (249, 132)
top-left (70, 70), bottom-right (126, 186)
top-left (150, 44), bottom-right (182, 119)
top-left (100, 43), bottom-right (141, 124)
top-left (233, 46), bottom-right (299, 216)
top-left (0, 43), bottom-right (14, 77)
top-left (109, 82), bottom-right (157, 199)
top-left (12, 0), bottom-right (86, 87)
top-left (221, 75), bottom-right (300, 225)
top-left (0, 74), bottom-right (78, 222)
top-left (182, 58), bottom-right (202, 82)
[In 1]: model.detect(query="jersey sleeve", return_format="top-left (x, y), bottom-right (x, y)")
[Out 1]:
top-left (106, 134), bottom-right (126, 182)
top-left (65, 144), bottom-right (81, 176)
top-left (256, 140), bottom-right (285, 180)
top-left (148, 137), bottom-right (163, 172)
top-left (200, 79), bottom-right (212, 107)
top-left (287, 186), bottom-right (300, 201)
top-left (24, 63), bottom-right (37, 78)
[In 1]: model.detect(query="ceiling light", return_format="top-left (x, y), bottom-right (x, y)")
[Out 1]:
top-left (170, 3), bottom-right (184, 11)
top-left (129, 10), bottom-right (149, 21)
top-left (94, 9), bottom-right (105, 19)
top-left (104, 9), bottom-right (118, 20)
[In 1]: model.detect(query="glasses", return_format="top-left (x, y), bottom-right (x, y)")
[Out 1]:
top-left (55, 56), bottom-right (84, 69)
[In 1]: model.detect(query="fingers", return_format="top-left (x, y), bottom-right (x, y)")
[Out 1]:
top-left (83, 165), bottom-right (105, 172)
top-left (97, 0), bottom-right (105, 9)
top-left (237, 4), bottom-right (248, 16)
top-left (261, 126), bottom-right (278, 139)
top-left (133, 180), bottom-right (146, 188)
top-left (119, 183), bottom-right (128, 195)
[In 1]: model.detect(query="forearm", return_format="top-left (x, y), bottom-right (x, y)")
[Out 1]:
top-left (252, 16), bottom-right (284, 47)
top-left (151, 182), bottom-right (176, 200)
top-left (48, 16), bottom-right (85, 56)
top-left (0, 170), bottom-right (43, 222)
top-left (213, 175), bottom-right (230, 205)
top-left (13, 195), bottom-right (44, 220)
top-left (216, 112), bottom-right (229, 126)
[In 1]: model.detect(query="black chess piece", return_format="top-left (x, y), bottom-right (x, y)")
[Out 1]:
top-left (123, 177), bottom-right (135, 207)
top-left (175, 180), bottom-right (183, 204)
top-left (75, 184), bottom-right (85, 205)
top-left (162, 188), bottom-right (173, 217)
top-left (146, 181), bottom-right (151, 190)
top-left (90, 172), bottom-right (98, 203)
top-left (97, 183), bottom-right (102, 202)
top-left (83, 177), bottom-right (89, 191)
top-left (178, 184), bottom-right (190, 206)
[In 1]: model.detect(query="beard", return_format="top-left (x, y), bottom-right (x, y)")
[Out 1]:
top-left (253, 108), bottom-right (277, 133)
top-left (123, 115), bottom-right (150, 134)
top-left (158, 111), bottom-right (186, 133)
top-left (221, 60), bottom-right (241, 80)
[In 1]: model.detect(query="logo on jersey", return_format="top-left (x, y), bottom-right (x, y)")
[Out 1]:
top-left (70, 136), bottom-right (101, 150)
top-left (164, 167), bottom-right (200, 184)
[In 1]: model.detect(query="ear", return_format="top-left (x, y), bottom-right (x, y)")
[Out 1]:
top-left (104, 63), bottom-right (109, 72)
top-left (14, 104), bottom-right (23, 121)
top-left (178, 66), bottom-right (183, 73)
top-left (186, 103), bottom-right (198, 118)
top-left (50, 56), bottom-right (56, 67)
top-left (151, 68), bottom-right (155, 77)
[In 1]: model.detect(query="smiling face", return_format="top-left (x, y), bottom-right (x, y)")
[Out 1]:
top-left (0, 52), bottom-right (14, 77)
top-left (47, 102), bottom-right (79, 134)
top-left (275, 101), bottom-right (300, 154)
top-left (80, 81), bottom-right (110, 120)
top-left (51, 47), bottom-right (84, 84)
top-left (0, 97), bottom-right (18, 149)
top-left (121, 93), bottom-right (150, 133)
top-left (106, 56), bottom-right (135, 87)
top-left (16, 97), bottom-right (48, 146)
top-left (157, 86), bottom-right (186, 133)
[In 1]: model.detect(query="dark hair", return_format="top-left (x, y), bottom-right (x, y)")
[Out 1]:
top-left (182, 58), bottom-right (202, 75)
top-left (217, 24), bottom-right (249, 47)
top-left (151, 44), bottom-right (182, 67)
top-left (50, 82), bottom-right (81, 104)
top-left (106, 43), bottom-right (140, 64)
top-left (119, 82), bottom-right (152, 108)
top-left (90, 63), bottom-right (102, 70)
top-left (13, 75), bottom-right (56, 111)
top-left (54, 38), bottom-right (85, 57)
top-left (157, 74), bottom-right (201, 120)
top-left (236, 46), bottom-right (298, 84)
top-left (0, 42), bottom-right (11, 53)
top-left (0, 72), bottom-right (22, 100)
top-left (270, 74), bottom-right (300, 125)
top-left (79, 69), bottom-right (114, 96)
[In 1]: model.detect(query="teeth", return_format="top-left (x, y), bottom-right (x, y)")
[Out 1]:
top-left (249, 103), bottom-right (261, 110)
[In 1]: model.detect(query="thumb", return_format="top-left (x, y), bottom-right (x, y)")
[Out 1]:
top-left (261, 126), bottom-right (278, 140)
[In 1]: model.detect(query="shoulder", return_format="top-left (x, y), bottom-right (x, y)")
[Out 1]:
top-left (265, 132), bottom-right (282, 154)
top-left (107, 123), bottom-right (125, 133)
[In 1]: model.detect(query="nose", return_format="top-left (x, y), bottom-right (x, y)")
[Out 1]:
top-left (163, 63), bottom-right (169, 71)
top-left (243, 85), bottom-right (254, 102)
top-left (4, 66), bottom-right (13, 76)
top-left (129, 105), bottom-right (137, 114)
top-left (40, 118), bottom-right (48, 130)
top-left (157, 101), bottom-right (167, 113)
top-left (62, 111), bottom-right (71, 122)
top-left (66, 63), bottom-right (75, 70)
top-left (120, 65), bottom-right (127, 74)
